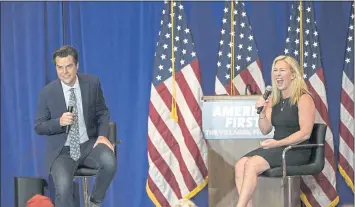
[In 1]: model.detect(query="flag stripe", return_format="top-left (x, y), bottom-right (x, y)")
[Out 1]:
top-left (302, 174), bottom-right (331, 206)
top-left (256, 58), bottom-right (262, 73)
top-left (307, 80), bottom-right (327, 125)
top-left (342, 72), bottom-right (354, 101)
top-left (148, 104), bottom-right (187, 196)
top-left (174, 68), bottom-right (208, 176)
top-left (341, 88), bottom-right (354, 117)
top-left (339, 138), bottom-right (354, 169)
top-left (303, 92), bottom-right (338, 202)
top-left (162, 74), bottom-right (207, 175)
top-left (157, 79), bottom-right (208, 190)
top-left (306, 83), bottom-right (336, 171)
top-left (323, 131), bottom-right (337, 172)
top-left (151, 85), bottom-right (198, 191)
top-left (233, 74), bottom-right (247, 95)
top-left (314, 165), bottom-right (338, 199)
top-left (179, 63), bottom-right (203, 127)
top-left (215, 77), bottom-right (228, 95)
top-left (340, 122), bottom-right (354, 152)
top-left (340, 104), bottom-right (354, 131)
top-left (239, 67), bottom-right (260, 94)
top-left (339, 153), bottom-right (354, 181)
top-left (307, 73), bottom-right (331, 126)
top-left (148, 175), bottom-right (171, 207)
top-left (301, 178), bottom-right (321, 207)
top-left (302, 159), bottom-right (337, 204)
top-left (189, 59), bottom-right (203, 88)
top-left (246, 60), bottom-right (265, 93)
top-left (180, 61), bottom-right (203, 102)
top-left (224, 80), bottom-right (240, 95)
top-left (147, 137), bottom-right (182, 202)
top-left (150, 86), bottom-right (198, 188)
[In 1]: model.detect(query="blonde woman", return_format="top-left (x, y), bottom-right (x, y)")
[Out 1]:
top-left (234, 55), bottom-right (316, 207)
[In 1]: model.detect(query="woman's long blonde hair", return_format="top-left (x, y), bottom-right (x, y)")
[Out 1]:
top-left (271, 55), bottom-right (310, 107)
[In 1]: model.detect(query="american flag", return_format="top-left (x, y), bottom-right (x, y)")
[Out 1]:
top-left (215, 0), bottom-right (265, 95)
top-left (284, 2), bottom-right (339, 206)
top-left (339, 3), bottom-right (354, 193)
top-left (146, 1), bottom-right (208, 206)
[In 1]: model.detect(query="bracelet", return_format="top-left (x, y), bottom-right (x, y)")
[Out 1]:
top-left (259, 114), bottom-right (266, 119)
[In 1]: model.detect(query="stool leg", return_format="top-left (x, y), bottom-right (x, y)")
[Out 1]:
top-left (284, 176), bottom-right (300, 207)
top-left (82, 177), bottom-right (90, 207)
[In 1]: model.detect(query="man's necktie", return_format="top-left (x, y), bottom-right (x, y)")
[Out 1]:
top-left (68, 88), bottom-right (81, 161)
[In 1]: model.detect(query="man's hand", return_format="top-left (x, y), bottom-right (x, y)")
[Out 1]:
top-left (260, 139), bottom-right (280, 149)
top-left (60, 112), bottom-right (74, 126)
top-left (94, 136), bottom-right (114, 152)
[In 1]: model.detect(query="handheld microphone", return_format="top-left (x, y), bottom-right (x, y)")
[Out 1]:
top-left (257, 85), bottom-right (272, 114)
top-left (66, 105), bottom-right (74, 134)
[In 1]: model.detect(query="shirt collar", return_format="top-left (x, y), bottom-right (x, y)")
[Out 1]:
top-left (61, 75), bottom-right (79, 93)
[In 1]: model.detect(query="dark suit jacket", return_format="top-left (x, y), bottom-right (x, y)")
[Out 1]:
top-left (34, 73), bottom-right (110, 173)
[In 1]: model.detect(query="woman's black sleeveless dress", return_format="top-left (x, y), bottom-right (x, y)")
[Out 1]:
top-left (242, 97), bottom-right (311, 167)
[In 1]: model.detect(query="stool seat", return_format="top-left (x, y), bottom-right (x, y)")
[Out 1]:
top-left (74, 168), bottom-right (98, 177)
top-left (261, 163), bottom-right (319, 177)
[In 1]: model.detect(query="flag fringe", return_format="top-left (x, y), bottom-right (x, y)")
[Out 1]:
top-left (300, 192), bottom-right (339, 207)
top-left (183, 176), bottom-right (208, 200)
top-left (338, 164), bottom-right (355, 193)
top-left (146, 181), bottom-right (162, 207)
top-left (146, 176), bottom-right (208, 207)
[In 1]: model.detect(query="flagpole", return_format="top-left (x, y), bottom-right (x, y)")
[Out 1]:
top-left (170, 0), bottom-right (178, 122)
top-left (230, 0), bottom-right (235, 95)
top-left (299, 0), bottom-right (304, 75)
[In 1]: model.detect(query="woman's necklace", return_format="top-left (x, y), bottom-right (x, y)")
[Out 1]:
top-left (281, 99), bottom-right (286, 111)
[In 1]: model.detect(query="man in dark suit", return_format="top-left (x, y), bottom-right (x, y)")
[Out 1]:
top-left (35, 45), bottom-right (117, 207)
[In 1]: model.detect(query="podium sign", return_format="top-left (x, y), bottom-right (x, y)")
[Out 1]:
top-left (202, 95), bottom-right (273, 139)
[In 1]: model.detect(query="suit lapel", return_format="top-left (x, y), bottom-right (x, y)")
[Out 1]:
top-left (54, 79), bottom-right (67, 113)
top-left (78, 74), bottom-right (90, 127)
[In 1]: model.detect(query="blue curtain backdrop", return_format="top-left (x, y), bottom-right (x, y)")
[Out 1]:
top-left (1, 1), bottom-right (353, 207)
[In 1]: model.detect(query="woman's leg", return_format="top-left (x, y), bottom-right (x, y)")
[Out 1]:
top-left (236, 155), bottom-right (270, 207)
top-left (235, 157), bottom-right (252, 207)
top-left (235, 157), bottom-right (248, 194)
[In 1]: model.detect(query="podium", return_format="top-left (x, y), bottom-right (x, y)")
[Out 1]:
top-left (202, 95), bottom-right (286, 207)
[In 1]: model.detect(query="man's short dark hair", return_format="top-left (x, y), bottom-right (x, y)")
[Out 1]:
top-left (52, 45), bottom-right (79, 65)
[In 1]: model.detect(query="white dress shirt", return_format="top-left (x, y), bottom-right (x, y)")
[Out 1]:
top-left (61, 76), bottom-right (89, 145)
